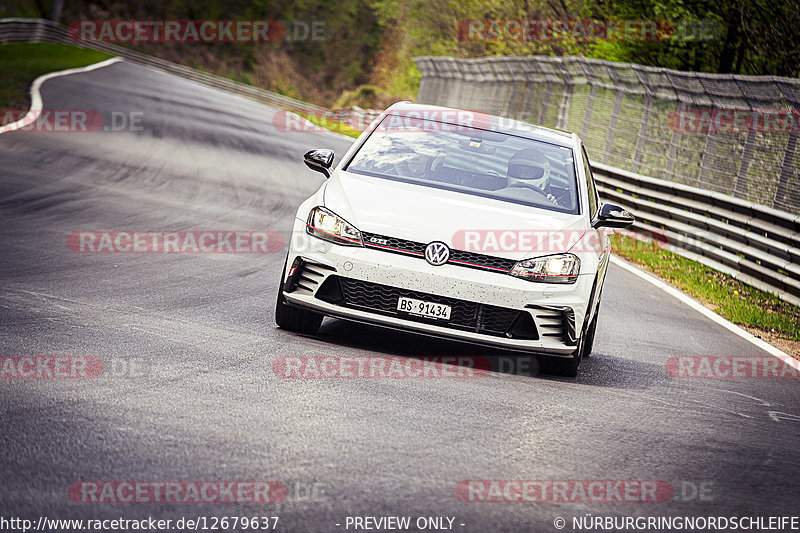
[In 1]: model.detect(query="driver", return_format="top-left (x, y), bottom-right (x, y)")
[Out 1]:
top-left (506, 148), bottom-right (558, 205)
top-left (404, 152), bottom-right (429, 177)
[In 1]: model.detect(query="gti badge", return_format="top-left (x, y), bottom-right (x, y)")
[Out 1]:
top-left (425, 241), bottom-right (450, 266)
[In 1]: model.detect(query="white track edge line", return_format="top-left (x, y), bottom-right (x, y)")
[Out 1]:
top-left (0, 56), bottom-right (122, 135)
top-left (610, 255), bottom-right (800, 371)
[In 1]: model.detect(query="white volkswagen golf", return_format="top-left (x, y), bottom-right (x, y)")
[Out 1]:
top-left (275, 102), bottom-right (634, 376)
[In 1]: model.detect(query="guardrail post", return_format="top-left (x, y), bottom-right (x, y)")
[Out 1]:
top-left (517, 70), bottom-right (538, 124)
top-left (539, 83), bottom-right (554, 126)
top-left (631, 96), bottom-right (654, 173)
top-left (32, 19), bottom-right (44, 42)
top-left (734, 127), bottom-right (758, 198)
top-left (555, 62), bottom-right (573, 131)
top-left (695, 111), bottom-right (716, 188)
top-left (664, 102), bottom-right (685, 181)
top-left (603, 92), bottom-right (624, 165)
top-left (580, 85), bottom-right (597, 140)
top-left (774, 130), bottom-right (798, 211)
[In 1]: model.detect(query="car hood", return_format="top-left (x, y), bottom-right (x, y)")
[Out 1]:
top-left (322, 170), bottom-right (588, 261)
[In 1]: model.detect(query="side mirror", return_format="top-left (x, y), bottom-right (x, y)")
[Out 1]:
top-left (592, 202), bottom-right (635, 229)
top-left (304, 149), bottom-right (334, 178)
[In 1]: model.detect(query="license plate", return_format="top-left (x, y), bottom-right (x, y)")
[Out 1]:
top-left (397, 297), bottom-right (451, 320)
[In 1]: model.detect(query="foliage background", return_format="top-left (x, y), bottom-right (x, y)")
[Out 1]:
top-left (1, 0), bottom-right (798, 107)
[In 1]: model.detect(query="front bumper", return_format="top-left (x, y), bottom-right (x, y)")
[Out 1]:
top-left (281, 221), bottom-right (594, 357)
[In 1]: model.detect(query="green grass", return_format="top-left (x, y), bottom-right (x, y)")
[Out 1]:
top-left (611, 233), bottom-right (800, 341)
top-left (0, 42), bottom-right (113, 110)
top-left (297, 111), bottom-right (362, 139)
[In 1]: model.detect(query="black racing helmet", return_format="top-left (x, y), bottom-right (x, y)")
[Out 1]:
top-left (507, 148), bottom-right (550, 190)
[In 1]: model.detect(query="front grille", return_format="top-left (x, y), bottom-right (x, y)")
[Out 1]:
top-left (361, 232), bottom-right (517, 274)
top-left (448, 249), bottom-right (517, 273)
top-left (317, 275), bottom-right (536, 339)
top-left (362, 233), bottom-right (426, 257)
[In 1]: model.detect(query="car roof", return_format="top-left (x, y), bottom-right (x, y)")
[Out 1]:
top-left (384, 101), bottom-right (576, 148)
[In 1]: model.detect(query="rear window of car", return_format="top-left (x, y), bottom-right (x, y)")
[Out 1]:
top-left (344, 114), bottom-right (579, 214)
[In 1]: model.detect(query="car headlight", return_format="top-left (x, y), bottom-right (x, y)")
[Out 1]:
top-left (509, 253), bottom-right (580, 283)
top-left (306, 206), bottom-right (363, 246)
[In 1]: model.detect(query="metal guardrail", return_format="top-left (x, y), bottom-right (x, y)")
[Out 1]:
top-left (593, 163), bottom-right (800, 306)
top-left (4, 18), bottom-right (799, 305)
top-left (327, 107), bottom-right (383, 130)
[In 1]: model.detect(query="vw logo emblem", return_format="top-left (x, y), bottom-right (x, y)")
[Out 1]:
top-left (425, 241), bottom-right (450, 266)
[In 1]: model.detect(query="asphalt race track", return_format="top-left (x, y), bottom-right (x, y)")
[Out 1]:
top-left (1, 60), bottom-right (798, 532)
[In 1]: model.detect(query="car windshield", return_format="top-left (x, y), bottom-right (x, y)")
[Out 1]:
top-left (344, 114), bottom-right (579, 214)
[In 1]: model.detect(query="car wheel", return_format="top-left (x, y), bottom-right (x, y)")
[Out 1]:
top-left (275, 258), bottom-right (323, 334)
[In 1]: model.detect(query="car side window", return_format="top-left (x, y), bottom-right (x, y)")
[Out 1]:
top-left (581, 147), bottom-right (599, 219)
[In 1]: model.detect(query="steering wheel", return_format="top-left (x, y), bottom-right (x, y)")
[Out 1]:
top-left (507, 182), bottom-right (552, 201)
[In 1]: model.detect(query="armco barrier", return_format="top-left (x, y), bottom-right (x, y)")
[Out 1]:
top-left (593, 162), bottom-right (800, 306)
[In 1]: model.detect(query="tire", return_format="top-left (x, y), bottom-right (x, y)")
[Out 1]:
top-left (275, 258), bottom-right (323, 334)
top-left (551, 341), bottom-right (583, 377)
top-left (581, 310), bottom-right (599, 358)
top-left (550, 311), bottom-right (596, 377)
